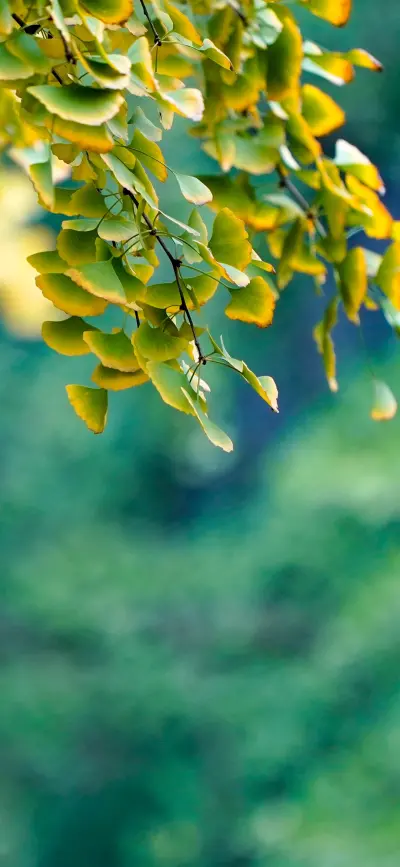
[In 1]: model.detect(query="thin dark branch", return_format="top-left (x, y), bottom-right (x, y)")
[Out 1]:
top-left (276, 164), bottom-right (326, 238)
top-left (138, 0), bottom-right (162, 45)
top-left (123, 188), bottom-right (204, 362)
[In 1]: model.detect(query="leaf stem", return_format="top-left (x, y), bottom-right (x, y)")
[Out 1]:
top-left (122, 188), bottom-right (205, 362)
top-left (138, 0), bottom-right (162, 46)
top-left (276, 164), bottom-right (326, 238)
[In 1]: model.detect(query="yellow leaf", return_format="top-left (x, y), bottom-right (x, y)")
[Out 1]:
top-left (66, 384), bottom-right (108, 433)
top-left (371, 380), bottom-right (397, 421)
top-left (225, 277), bottom-right (276, 327)
top-left (339, 247), bottom-right (367, 324)
top-left (301, 84), bottom-right (345, 137)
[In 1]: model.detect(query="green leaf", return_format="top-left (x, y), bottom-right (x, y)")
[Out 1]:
top-left (69, 184), bottom-right (107, 218)
top-left (28, 250), bottom-right (66, 274)
top-left (199, 38), bottom-right (233, 70)
top-left (130, 129), bottom-right (167, 182)
top-left (146, 361), bottom-right (197, 415)
top-left (66, 260), bottom-right (127, 304)
top-left (42, 317), bottom-right (98, 356)
top-left (370, 379), bottom-right (397, 421)
top-left (335, 139), bottom-right (384, 194)
top-left (7, 31), bottom-right (51, 75)
top-left (0, 42), bottom-right (34, 80)
top-left (225, 277), bottom-right (276, 327)
top-left (0, 0), bottom-right (12, 35)
top-left (175, 173), bottom-right (212, 206)
top-left (36, 273), bottom-right (107, 316)
top-left (66, 384), bottom-right (108, 433)
top-left (267, 10), bottom-right (302, 101)
top-left (84, 329), bottom-right (140, 371)
top-left (181, 389), bottom-right (233, 452)
top-left (91, 364), bottom-right (148, 389)
top-left (339, 247), bottom-right (367, 324)
top-left (98, 216), bottom-right (137, 243)
top-left (28, 85), bottom-right (124, 125)
top-left (242, 364), bottom-right (279, 412)
top-left (376, 242), bottom-right (400, 309)
top-left (209, 208), bottom-right (252, 271)
top-left (79, 0), bottom-right (133, 24)
top-left (57, 228), bottom-right (98, 265)
top-left (133, 321), bottom-right (188, 362)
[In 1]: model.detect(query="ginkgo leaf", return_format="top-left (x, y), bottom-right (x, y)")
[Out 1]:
top-left (160, 88), bottom-right (204, 121)
top-left (0, 0), bottom-right (12, 34)
top-left (267, 11), bottom-right (302, 101)
top-left (242, 365), bottom-right (279, 412)
top-left (80, 0), bottom-right (133, 24)
top-left (133, 321), bottom-right (188, 362)
top-left (69, 184), bottom-right (107, 218)
top-left (28, 85), bottom-right (124, 125)
top-left (8, 31), bottom-right (51, 75)
top-left (36, 273), bottom-right (107, 316)
top-left (370, 379), bottom-right (397, 421)
top-left (304, 0), bottom-right (351, 26)
top-left (92, 364), bottom-right (147, 390)
top-left (225, 277), bottom-right (276, 327)
top-left (28, 249), bottom-right (66, 274)
top-left (175, 174), bottom-right (212, 205)
top-left (84, 329), bottom-right (140, 371)
top-left (339, 247), bottom-right (367, 324)
top-left (301, 84), bottom-right (345, 136)
top-left (51, 118), bottom-right (114, 152)
top-left (66, 384), bottom-right (108, 433)
top-left (29, 159), bottom-right (53, 210)
top-left (66, 261), bottom-right (127, 304)
top-left (346, 48), bottom-right (382, 71)
top-left (147, 359), bottom-right (205, 415)
top-left (57, 228), bottom-right (98, 265)
top-left (335, 139), bottom-right (384, 193)
top-left (181, 389), bottom-right (233, 452)
top-left (209, 208), bottom-right (252, 271)
top-left (376, 242), bottom-right (400, 309)
top-left (42, 317), bottom-right (98, 356)
top-left (130, 129), bottom-right (167, 182)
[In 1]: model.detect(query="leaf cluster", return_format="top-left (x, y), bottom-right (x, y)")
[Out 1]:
top-left (0, 0), bottom-right (397, 444)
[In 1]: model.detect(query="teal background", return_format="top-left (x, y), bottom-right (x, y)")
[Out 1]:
top-left (1, 3), bottom-right (400, 866)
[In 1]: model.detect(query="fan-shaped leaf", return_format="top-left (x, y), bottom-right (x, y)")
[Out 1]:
top-left (66, 384), bottom-right (108, 433)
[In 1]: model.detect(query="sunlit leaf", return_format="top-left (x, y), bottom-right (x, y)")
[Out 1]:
top-left (67, 260), bottom-right (127, 305)
top-left (209, 208), bottom-right (252, 271)
top-left (66, 384), bottom-right (108, 433)
top-left (303, 0), bottom-right (351, 26)
top-left (57, 228), bottom-right (98, 265)
top-left (175, 174), bottom-right (212, 205)
top-left (28, 85), bottom-right (124, 125)
top-left (225, 277), bottom-right (276, 327)
top-left (370, 379), bottom-right (397, 421)
top-left (133, 321), bottom-right (188, 362)
top-left (146, 361), bottom-right (196, 415)
top-left (301, 84), bottom-right (345, 137)
top-left (36, 272), bottom-right (107, 316)
top-left (181, 389), bottom-right (233, 451)
top-left (80, 0), bottom-right (133, 24)
top-left (84, 328), bottom-right (140, 371)
top-left (335, 139), bottom-right (384, 194)
top-left (339, 247), bottom-right (367, 324)
top-left (92, 363), bottom-right (148, 389)
top-left (42, 317), bottom-right (98, 356)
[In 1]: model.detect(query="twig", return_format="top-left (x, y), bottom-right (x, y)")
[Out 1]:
top-left (123, 187), bottom-right (205, 362)
top-left (277, 164), bottom-right (326, 238)
top-left (138, 0), bottom-right (162, 45)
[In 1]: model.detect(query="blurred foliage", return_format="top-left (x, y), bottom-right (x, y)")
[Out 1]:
top-left (1, 349), bottom-right (400, 867)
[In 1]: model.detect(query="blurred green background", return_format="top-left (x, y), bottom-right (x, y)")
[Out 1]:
top-left (1, 2), bottom-right (400, 866)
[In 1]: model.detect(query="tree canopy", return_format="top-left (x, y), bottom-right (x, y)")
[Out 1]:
top-left (0, 0), bottom-right (397, 444)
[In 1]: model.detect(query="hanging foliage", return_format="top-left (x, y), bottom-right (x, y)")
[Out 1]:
top-left (0, 0), bottom-right (396, 444)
